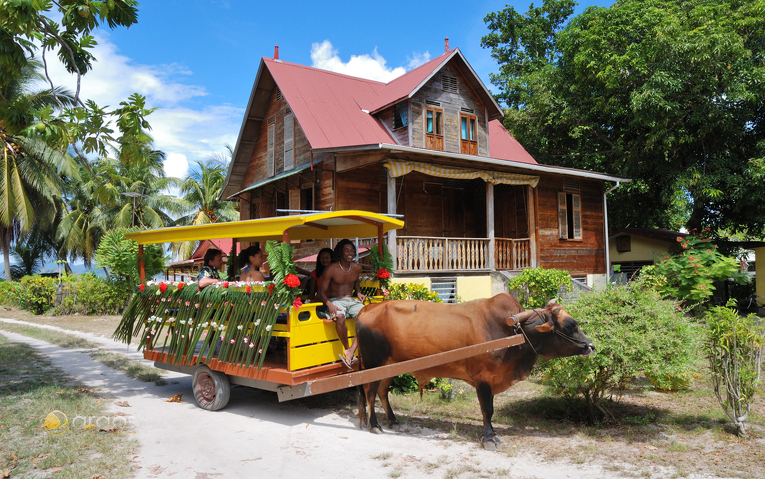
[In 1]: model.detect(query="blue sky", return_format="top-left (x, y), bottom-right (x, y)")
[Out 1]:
top-left (42, 0), bottom-right (613, 180)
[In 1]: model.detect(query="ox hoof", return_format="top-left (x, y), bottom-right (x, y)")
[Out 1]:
top-left (370, 427), bottom-right (383, 435)
top-left (482, 440), bottom-right (497, 451)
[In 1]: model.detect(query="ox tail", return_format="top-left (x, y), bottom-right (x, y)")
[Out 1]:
top-left (357, 385), bottom-right (368, 429)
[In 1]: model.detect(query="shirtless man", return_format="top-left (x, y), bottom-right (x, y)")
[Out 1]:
top-left (319, 239), bottom-right (366, 369)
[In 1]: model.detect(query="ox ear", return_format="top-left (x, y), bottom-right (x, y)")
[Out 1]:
top-left (535, 321), bottom-right (554, 333)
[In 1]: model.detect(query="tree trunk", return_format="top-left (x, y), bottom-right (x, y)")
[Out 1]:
top-left (1, 226), bottom-right (11, 281)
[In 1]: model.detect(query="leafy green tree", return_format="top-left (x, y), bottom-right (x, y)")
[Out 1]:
top-left (56, 161), bottom-right (105, 267)
top-left (0, 1), bottom-right (156, 162)
top-left (506, 267), bottom-right (573, 309)
top-left (172, 157), bottom-right (238, 260)
top-left (482, 0), bottom-right (765, 235)
top-left (95, 228), bottom-right (165, 286)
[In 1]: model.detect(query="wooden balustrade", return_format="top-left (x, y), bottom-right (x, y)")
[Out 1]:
top-left (495, 238), bottom-right (531, 270)
top-left (395, 236), bottom-right (531, 272)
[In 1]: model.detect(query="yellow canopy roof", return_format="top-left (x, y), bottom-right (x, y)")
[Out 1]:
top-left (124, 210), bottom-right (404, 245)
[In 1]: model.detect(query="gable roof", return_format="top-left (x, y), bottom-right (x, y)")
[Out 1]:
top-left (223, 47), bottom-right (532, 198)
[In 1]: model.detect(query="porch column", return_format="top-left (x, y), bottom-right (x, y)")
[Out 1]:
top-left (387, 168), bottom-right (397, 268)
top-left (486, 182), bottom-right (495, 270)
top-left (526, 185), bottom-right (538, 267)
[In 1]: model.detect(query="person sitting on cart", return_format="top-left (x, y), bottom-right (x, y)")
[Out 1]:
top-left (197, 248), bottom-right (224, 288)
top-left (319, 239), bottom-right (366, 369)
top-left (238, 244), bottom-right (266, 282)
top-left (307, 247), bottom-right (334, 302)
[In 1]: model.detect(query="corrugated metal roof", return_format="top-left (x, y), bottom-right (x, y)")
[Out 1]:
top-left (264, 58), bottom-right (394, 150)
top-left (488, 120), bottom-right (538, 165)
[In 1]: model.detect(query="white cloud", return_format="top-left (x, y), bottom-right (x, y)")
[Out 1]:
top-left (310, 40), bottom-right (407, 83)
top-left (406, 51), bottom-right (432, 70)
top-left (164, 153), bottom-right (189, 179)
top-left (34, 32), bottom-right (241, 182)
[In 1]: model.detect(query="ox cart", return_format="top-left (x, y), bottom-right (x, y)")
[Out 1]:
top-left (114, 210), bottom-right (525, 410)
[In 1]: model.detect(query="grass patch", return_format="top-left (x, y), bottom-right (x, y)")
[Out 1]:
top-left (89, 350), bottom-right (165, 384)
top-left (0, 322), bottom-right (165, 385)
top-left (0, 335), bottom-right (137, 478)
top-left (0, 322), bottom-right (98, 349)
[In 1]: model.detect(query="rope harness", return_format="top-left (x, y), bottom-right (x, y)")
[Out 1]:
top-left (511, 308), bottom-right (591, 356)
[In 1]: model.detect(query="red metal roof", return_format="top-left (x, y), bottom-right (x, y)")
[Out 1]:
top-left (488, 120), bottom-right (538, 165)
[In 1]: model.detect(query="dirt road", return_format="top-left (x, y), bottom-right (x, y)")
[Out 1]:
top-left (0, 320), bottom-right (718, 478)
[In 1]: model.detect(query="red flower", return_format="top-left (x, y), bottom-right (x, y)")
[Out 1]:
top-left (292, 298), bottom-right (303, 310)
top-left (676, 237), bottom-right (683, 242)
top-left (268, 283), bottom-right (275, 295)
top-left (222, 281), bottom-right (229, 288)
top-left (681, 244), bottom-right (688, 249)
top-left (246, 285), bottom-right (252, 294)
top-left (283, 274), bottom-right (301, 288)
top-left (177, 282), bottom-right (185, 291)
top-left (139, 284), bottom-right (145, 292)
top-left (375, 268), bottom-right (391, 280)
top-left (159, 283), bottom-right (168, 293)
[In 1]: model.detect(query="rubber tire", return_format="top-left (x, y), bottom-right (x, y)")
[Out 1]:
top-left (192, 365), bottom-right (230, 411)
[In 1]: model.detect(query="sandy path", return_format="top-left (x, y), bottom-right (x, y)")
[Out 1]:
top-left (0, 320), bottom-right (640, 478)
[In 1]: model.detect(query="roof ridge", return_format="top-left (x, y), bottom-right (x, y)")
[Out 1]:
top-left (263, 57), bottom-right (388, 85)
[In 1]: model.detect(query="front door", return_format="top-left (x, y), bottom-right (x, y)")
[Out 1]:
top-left (442, 187), bottom-right (464, 237)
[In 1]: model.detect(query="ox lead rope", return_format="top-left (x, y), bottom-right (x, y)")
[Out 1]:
top-left (532, 308), bottom-right (591, 349)
top-left (513, 312), bottom-right (540, 356)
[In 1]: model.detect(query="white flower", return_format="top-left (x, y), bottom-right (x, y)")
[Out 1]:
top-left (211, 322), bottom-right (217, 328)
top-left (188, 320), bottom-right (193, 326)
top-left (180, 320), bottom-right (186, 325)
top-left (203, 322), bottom-right (209, 328)
top-left (265, 325), bottom-right (272, 331)
top-left (254, 319), bottom-right (261, 326)
top-left (237, 325), bottom-right (243, 330)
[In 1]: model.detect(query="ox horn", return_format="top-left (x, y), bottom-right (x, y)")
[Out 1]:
top-left (509, 309), bottom-right (555, 333)
top-left (508, 310), bottom-right (539, 326)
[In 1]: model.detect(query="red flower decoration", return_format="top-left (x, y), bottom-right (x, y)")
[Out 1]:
top-left (159, 283), bottom-right (168, 293)
top-left (177, 282), bottom-right (184, 291)
top-left (676, 237), bottom-right (683, 242)
top-left (375, 268), bottom-right (391, 279)
top-left (222, 281), bottom-right (229, 288)
top-left (283, 274), bottom-right (301, 288)
top-left (292, 298), bottom-right (303, 310)
top-left (139, 284), bottom-right (145, 292)
top-left (268, 283), bottom-right (275, 295)
top-left (246, 285), bottom-right (252, 294)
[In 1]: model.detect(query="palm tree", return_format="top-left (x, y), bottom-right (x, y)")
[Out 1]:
top-left (171, 157), bottom-right (239, 260)
top-left (56, 161), bottom-right (105, 267)
top-left (0, 60), bottom-right (75, 280)
top-left (94, 133), bottom-right (186, 229)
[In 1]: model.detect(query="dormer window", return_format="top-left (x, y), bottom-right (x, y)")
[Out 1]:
top-left (393, 102), bottom-right (407, 130)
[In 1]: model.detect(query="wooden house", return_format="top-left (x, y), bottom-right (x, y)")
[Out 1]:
top-left (164, 238), bottom-right (238, 282)
top-left (221, 43), bottom-right (629, 300)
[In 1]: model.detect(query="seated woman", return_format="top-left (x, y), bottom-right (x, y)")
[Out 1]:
top-left (307, 248), bottom-right (334, 302)
top-left (238, 245), bottom-right (266, 282)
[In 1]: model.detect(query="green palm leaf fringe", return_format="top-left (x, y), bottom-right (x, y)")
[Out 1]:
top-left (114, 240), bottom-right (300, 370)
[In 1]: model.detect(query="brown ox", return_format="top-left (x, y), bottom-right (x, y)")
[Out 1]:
top-left (355, 293), bottom-right (594, 449)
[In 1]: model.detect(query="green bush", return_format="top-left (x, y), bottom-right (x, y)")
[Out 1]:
top-left (95, 228), bottom-right (165, 286)
top-left (20, 276), bottom-right (56, 315)
top-left (507, 267), bottom-right (573, 309)
top-left (385, 282), bottom-right (442, 302)
top-left (537, 281), bottom-right (701, 423)
top-left (705, 303), bottom-right (765, 437)
top-left (0, 280), bottom-right (25, 308)
top-left (655, 231), bottom-right (749, 308)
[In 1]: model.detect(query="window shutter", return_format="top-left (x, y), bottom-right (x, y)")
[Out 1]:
top-left (267, 118), bottom-right (275, 177)
top-left (572, 194), bottom-right (582, 239)
top-left (283, 113), bottom-right (294, 170)
top-left (558, 192), bottom-right (568, 239)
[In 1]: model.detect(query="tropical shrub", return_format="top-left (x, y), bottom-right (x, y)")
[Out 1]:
top-left (0, 280), bottom-right (25, 308)
top-left (537, 280), bottom-right (701, 423)
top-left (507, 267), bottom-right (573, 309)
top-left (95, 228), bottom-right (165, 286)
top-left (50, 275), bottom-right (133, 316)
top-left (385, 282), bottom-right (442, 302)
top-left (369, 244), bottom-right (394, 289)
top-left (20, 276), bottom-right (56, 314)
top-left (705, 303), bottom-right (765, 437)
top-left (655, 230), bottom-right (749, 308)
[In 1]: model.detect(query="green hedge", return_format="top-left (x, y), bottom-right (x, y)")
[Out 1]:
top-left (1, 274), bottom-right (133, 316)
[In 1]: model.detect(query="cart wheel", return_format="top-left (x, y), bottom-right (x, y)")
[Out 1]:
top-left (192, 365), bottom-right (230, 411)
